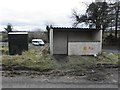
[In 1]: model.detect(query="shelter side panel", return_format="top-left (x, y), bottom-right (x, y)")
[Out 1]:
top-left (68, 42), bottom-right (101, 55)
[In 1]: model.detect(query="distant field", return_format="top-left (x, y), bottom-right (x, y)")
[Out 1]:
top-left (0, 31), bottom-right (48, 42)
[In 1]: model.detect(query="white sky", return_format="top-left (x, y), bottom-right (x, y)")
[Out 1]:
top-left (0, 0), bottom-right (94, 31)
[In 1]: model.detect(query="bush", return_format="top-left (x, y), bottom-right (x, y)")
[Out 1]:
top-left (97, 52), bottom-right (118, 64)
top-left (104, 34), bottom-right (116, 45)
top-left (0, 46), bottom-right (8, 55)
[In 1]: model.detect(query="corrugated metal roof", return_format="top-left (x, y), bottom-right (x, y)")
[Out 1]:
top-left (51, 27), bottom-right (100, 31)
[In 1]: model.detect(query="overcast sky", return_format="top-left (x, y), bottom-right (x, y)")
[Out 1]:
top-left (0, 0), bottom-right (95, 31)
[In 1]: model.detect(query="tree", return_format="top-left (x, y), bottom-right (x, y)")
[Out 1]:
top-left (46, 25), bottom-right (53, 43)
top-left (72, 9), bottom-right (88, 27)
top-left (108, 1), bottom-right (120, 39)
top-left (4, 23), bottom-right (13, 33)
top-left (72, 2), bottom-right (110, 35)
top-left (114, 2), bottom-right (119, 39)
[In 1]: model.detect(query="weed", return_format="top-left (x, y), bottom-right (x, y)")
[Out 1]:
top-left (2, 49), bottom-right (119, 73)
top-left (2, 49), bottom-right (58, 71)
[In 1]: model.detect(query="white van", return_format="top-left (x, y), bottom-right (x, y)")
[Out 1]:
top-left (32, 39), bottom-right (44, 46)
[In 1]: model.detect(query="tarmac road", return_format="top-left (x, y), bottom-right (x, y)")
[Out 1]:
top-left (2, 75), bottom-right (118, 88)
top-left (2, 68), bottom-right (118, 88)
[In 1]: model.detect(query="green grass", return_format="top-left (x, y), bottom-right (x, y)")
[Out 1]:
top-left (97, 52), bottom-right (118, 64)
top-left (58, 56), bottom-right (96, 71)
top-left (2, 49), bottom-right (58, 71)
top-left (2, 48), bottom-right (119, 72)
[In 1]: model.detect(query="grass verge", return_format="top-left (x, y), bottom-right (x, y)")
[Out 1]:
top-left (2, 49), bottom-right (58, 71)
top-left (2, 48), bottom-right (119, 74)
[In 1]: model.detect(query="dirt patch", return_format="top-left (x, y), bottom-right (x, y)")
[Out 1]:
top-left (85, 71), bottom-right (106, 81)
top-left (53, 55), bottom-right (69, 63)
top-left (2, 69), bottom-right (86, 77)
top-left (2, 68), bottom-right (118, 85)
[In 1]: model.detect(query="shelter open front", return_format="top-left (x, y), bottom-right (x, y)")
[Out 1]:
top-left (49, 27), bottom-right (102, 55)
